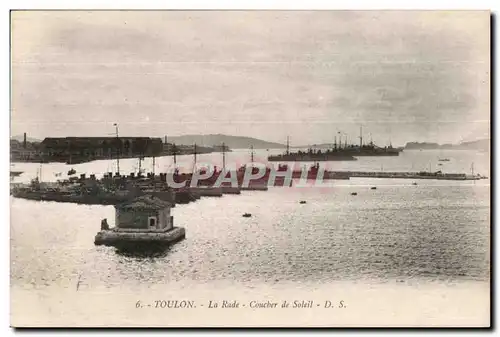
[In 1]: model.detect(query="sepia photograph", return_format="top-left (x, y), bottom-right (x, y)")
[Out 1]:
top-left (9, 9), bottom-right (490, 327)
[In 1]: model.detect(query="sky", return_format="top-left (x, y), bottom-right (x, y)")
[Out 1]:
top-left (10, 11), bottom-right (490, 146)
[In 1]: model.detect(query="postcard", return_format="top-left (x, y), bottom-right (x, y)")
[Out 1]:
top-left (9, 10), bottom-right (490, 327)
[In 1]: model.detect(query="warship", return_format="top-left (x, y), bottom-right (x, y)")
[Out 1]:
top-left (267, 137), bottom-right (357, 162)
top-left (269, 128), bottom-right (402, 161)
top-left (334, 127), bottom-right (402, 157)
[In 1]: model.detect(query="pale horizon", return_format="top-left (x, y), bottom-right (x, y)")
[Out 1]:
top-left (9, 131), bottom-right (491, 148)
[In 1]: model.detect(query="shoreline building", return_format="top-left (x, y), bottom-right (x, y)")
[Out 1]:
top-left (10, 133), bottom-right (42, 162)
top-left (39, 137), bottom-right (163, 163)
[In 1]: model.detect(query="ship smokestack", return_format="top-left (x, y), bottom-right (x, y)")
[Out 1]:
top-left (359, 126), bottom-right (363, 148)
top-left (23, 133), bottom-right (27, 149)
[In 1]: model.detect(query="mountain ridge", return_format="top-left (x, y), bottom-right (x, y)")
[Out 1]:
top-left (404, 138), bottom-right (490, 151)
top-left (164, 134), bottom-right (286, 149)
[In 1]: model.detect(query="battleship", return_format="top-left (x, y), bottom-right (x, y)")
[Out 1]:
top-left (269, 128), bottom-right (403, 161)
top-left (267, 137), bottom-right (358, 162)
top-left (338, 142), bottom-right (401, 156)
top-left (334, 127), bottom-right (402, 156)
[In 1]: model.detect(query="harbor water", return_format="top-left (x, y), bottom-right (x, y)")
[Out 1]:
top-left (10, 149), bottom-right (490, 326)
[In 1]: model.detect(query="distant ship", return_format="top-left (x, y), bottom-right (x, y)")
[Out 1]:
top-left (10, 163), bottom-right (23, 177)
top-left (10, 171), bottom-right (23, 177)
top-left (267, 137), bottom-right (357, 162)
top-left (268, 151), bottom-right (358, 162)
top-left (268, 128), bottom-right (402, 161)
top-left (335, 141), bottom-right (401, 157)
top-left (333, 127), bottom-right (402, 157)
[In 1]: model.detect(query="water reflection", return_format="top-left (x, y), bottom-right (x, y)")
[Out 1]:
top-left (10, 150), bottom-right (490, 290)
top-left (115, 245), bottom-right (174, 259)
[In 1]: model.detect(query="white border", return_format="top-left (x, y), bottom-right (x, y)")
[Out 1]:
top-left (0, 0), bottom-right (498, 10)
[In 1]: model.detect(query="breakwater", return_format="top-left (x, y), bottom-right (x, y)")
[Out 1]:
top-left (330, 171), bottom-right (487, 181)
top-left (10, 165), bottom-right (487, 207)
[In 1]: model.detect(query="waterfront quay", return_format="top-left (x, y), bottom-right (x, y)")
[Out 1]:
top-left (10, 163), bottom-right (487, 207)
top-left (331, 170), bottom-right (487, 181)
top-left (10, 134), bottom-right (224, 164)
top-left (9, 169), bottom-right (290, 206)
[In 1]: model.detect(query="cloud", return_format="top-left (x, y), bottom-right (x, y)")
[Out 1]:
top-left (10, 11), bottom-right (490, 145)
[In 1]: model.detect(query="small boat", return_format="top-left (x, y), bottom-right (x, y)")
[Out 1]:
top-left (351, 192), bottom-right (357, 196)
top-left (438, 158), bottom-right (450, 162)
top-left (371, 187), bottom-right (377, 190)
top-left (412, 182), bottom-right (418, 186)
top-left (242, 213), bottom-right (252, 218)
top-left (10, 171), bottom-right (23, 177)
top-left (54, 172), bottom-right (62, 177)
top-left (68, 168), bottom-right (76, 176)
top-left (299, 201), bottom-right (307, 204)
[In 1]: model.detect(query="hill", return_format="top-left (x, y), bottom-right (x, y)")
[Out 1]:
top-left (405, 139), bottom-right (490, 151)
top-left (165, 134), bottom-right (286, 149)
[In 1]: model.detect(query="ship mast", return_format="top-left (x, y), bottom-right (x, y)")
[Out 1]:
top-left (286, 136), bottom-right (290, 155)
top-left (222, 142), bottom-right (226, 170)
top-left (250, 145), bottom-right (254, 163)
top-left (334, 135), bottom-right (337, 150)
top-left (192, 143), bottom-right (197, 173)
top-left (359, 126), bottom-right (363, 148)
top-left (114, 123), bottom-right (120, 174)
top-left (173, 143), bottom-right (177, 164)
top-left (172, 142), bottom-right (178, 176)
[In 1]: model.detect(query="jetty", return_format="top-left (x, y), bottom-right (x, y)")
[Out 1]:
top-left (290, 163), bottom-right (350, 180)
top-left (10, 154), bottom-right (487, 209)
top-left (327, 170), bottom-right (487, 181)
top-left (9, 168), bottom-right (276, 206)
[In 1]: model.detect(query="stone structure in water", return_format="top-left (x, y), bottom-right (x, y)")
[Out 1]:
top-left (94, 195), bottom-right (185, 251)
